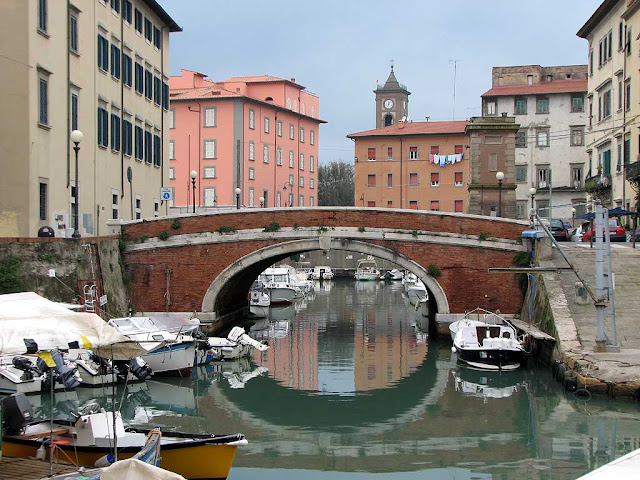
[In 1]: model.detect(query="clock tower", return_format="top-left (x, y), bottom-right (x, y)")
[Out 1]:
top-left (374, 65), bottom-right (410, 128)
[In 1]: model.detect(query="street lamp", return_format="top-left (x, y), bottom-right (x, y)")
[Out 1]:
top-left (529, 187), bottom-right (536, 209)
top-left (70, 130), bottom-right (84, 238)
top-left (496, 171), bottom-right (504, 217)
top-left (572, 207), bottom-right (576, 228)
top-left (235, 187), bottom-right (241, 210)
top-left (259, 196), bottom-right (264, 208)
top-left (190, 170), bottom-right (197, 214)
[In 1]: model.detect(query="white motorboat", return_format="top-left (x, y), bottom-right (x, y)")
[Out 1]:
top-left (402, 271), bottom-right (418, 291)
top-left (449, 309), bottom-right (528, 371)
top-left (207, 326), bottom-right (269, 360)
top-left (68, 350), bottom-right (153, 386)
top-left (249, 281), bottom-right (270, 318)
top-left (279, 265), bottom-right (312, 298)
top-left (406, 279), bottom-right (428, 306)
top-left (108, 317), bottom-right (197, 376)
top-left (311, 265), bottom-right (334, 280)
top-left (354, 257), bottom-right (380, 281)
top-left (383, 269), bottom-right (403, 281)
top-left (259, 267), bottom-right (297, 304)
top-left (0, 355), bottom-right (45, 394)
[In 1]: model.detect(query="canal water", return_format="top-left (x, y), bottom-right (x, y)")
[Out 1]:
top-left (36, 278), bottom-right (640, 479)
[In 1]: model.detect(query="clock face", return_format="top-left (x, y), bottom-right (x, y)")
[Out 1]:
top-left (384, 99), bottom-right (394, 109)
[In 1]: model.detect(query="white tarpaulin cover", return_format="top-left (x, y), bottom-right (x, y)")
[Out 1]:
top-left (0, 292), bottom-right (156, 360)
top-left (100, 459), bottom-right (186, 480)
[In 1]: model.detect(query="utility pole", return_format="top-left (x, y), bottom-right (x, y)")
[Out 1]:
top-left (548, 169), bottom-right (553, 220)
top-left (450, 59), bottom-right (461, 121)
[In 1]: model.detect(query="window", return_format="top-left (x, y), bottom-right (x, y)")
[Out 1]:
top-left (70, 91), bottom-right (78, 130)
top-left (537, 167), bottom-right (550, 188)
top-left (38, 0), bottom-right (48, 33)
top-left (169, 167), bottom-right (175, 180)
top-left (204, 107), bottom-right (216, 127)
top-left (249, 167), bottom-right (255, 180)
top-left (290, 124), bottom-right (295, 140)
top-left (145, 69), bottom-right (153, 100)
top-left (571, 166), bottom-right (583, 188)
top-left (408, 201), bottom-right (417, 210)
top-left (430, 145), bottom-right (439, 155)
top-left (169, 140), bottom-right (175, 160)
top-left (123, 53), bottom-right (132, 87)
top-left (112, 190), bottom-right (119, 219)
top-left (516, 130), bottom-right (527, 148)
top-left (514, 97), bottom-right (527, 115)
top-left (387, 200), bottom-right (393, 208)
top-left (310, 196), bottom-right (314, 207)
top-left (135, 125), bottom-right (143, 160)
top-left (536, 97), bottom-right (549, 114)
top-left (248, 141), bottom-right (255, 160)
top-left (134, 9), bottom-right (142, 33)
top-left (97, 106), bottom-right (108, 147)
top-left (289, 151), bottom-right (294, 168)
top-left (485, 99), bottom-right (496, 115)
top-left (570, 127), bottom-right (584, 146)
top-left (300, 195), bottom-right (305, 207)
top-left (277, 148), bottom-right (283, 166)
top-left (69, 12), bottom-right (78, 53)
top-left (264, 116), bottom-right (270, 133)
top-left (310, 130), bottom-right (315, 145)
top-left (516, 201), bottom-right (527, 219)
top-left (409, 173), bottom-right (418, 187)
top-left (154, 76), bottom-right (161, 105)
top-left (38, 74), bottom-right (48, 126)
top-left (627, 27), bottom-right (632, 56)
top-left (516, 166), bottom-right (527, 183)
top-left (409, 146), bottom-right (418, 160)
top-left (169, 109), bottom-right (175, 128)
top-left (618, 79), bottom-right (623, 110)
top-left (455, 145), bottom-right (464, 154)
top-left (311, 106), bottom-right (315, 118)
top-left (98, 34), bottom-right (109, 71)
top-left (162, 82), bottom-right (169, 110)
top-left (249, 109), bottom-right (255, 129)
top-left (204, 140), bottom-right (216, 159)
top-left (289, 174), bottom-right (294, 186)
top-left (249, 188), bottom-right (255, 207)
top-left (536, 129), bottom-right (549, 147)
top-left (299, 176), bottom-right (304, 187)
top-left (154, 199), bottom-right (159, 217)
top-left (288, 193), bottom-right (294, 207)
top-left (203, 166), bottom-right (216, 178)
top-left (299, 153), bottom-right (304, 170)
top-left (625, 81), bottom-right (631, 111)
top-left (454, 200), bottom-right (463, 213)
top-left (367, 148), bottom-right (376, 161)
top-left (387, 147), bottom-right (393, 160)
top-left (153, 134), bottom-right (161, 166)
top-left (310, 155), bottom-right (315, 172)
top-left (387, 174), bottom-right (393, 187)
top-left (263, 144), bottom-right (269, 163)
top-left (144, 130), bottom-right (152, 164)
top-left (204, 188), bottom-right (217, 207)
top-left (430, 172), bottom-right (439, 187)
top-left (367, 174), bottom-right (376, 187)
top-left (589, 50), bottom-right (593, 76)
top-left (39, 182), bottom-right (48, 221)
top-left (300, 127), bottom-right (305, 143)
top-left (110, 0), bottom-right (120, 13)
top-left (310, 178), bottom-right (314, 189)
top-left (488, 153), bottom-right (498, 171)
top-left (135, 62), bottom-right (143, 93)
top-left (430, 201), bottom-right (439, 211)
top-left (599, 88), bottom-right (612, 120)
top-left (144, 17), bottom-right (152, 42)
top-left (571, 95), bottom-right (584, 112)
top-left (135, 196), bottom-right (141, 220)
top-left (153, 26), bottom-right (161, 49)
top-left (110, 113), bottom-right (121, 152)
top-left (527, 75), bottom-right (533, 85)
top-left (123, 0), bottom-right (132, 23)
top-left (293, 99), bottom-right (298, 111)
top-left (111, 44), bottom-right (121, 79)
top-left (454, 171), bottom-right (463, 187)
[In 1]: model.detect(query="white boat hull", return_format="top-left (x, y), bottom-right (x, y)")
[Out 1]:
top-left (267, 286), bottom-right (296, 305)
top-left (354, 272), bottom-right (380, 281)
top-left (142, 342), bottom-right (195, 376)
top-left (0, 368), bottom-right (43, 394)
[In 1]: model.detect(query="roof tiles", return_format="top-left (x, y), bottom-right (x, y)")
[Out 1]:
top-left (482, 79), bottom-right (587, 97)
top-left (347, 121), bottom-right (469, 138)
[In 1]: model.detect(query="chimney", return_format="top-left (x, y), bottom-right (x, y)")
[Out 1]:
top-left (290, 78), bottom-right (296, 83)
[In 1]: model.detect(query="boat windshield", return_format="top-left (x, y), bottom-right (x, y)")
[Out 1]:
top-left (263, 274), bottom-right (288, 282)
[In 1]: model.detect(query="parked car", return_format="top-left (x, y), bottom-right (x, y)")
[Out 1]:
top-left (572, 221), bottom-right (590, 242)
top-left (549, 219), bottom-right (569, 241)
top-left (581, 217), bottom-right (627, 242)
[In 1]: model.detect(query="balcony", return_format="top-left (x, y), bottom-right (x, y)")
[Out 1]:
top-left (626, 160), bottom-right (640, 182)
top-left (584, 173), bottom-right (611, 199)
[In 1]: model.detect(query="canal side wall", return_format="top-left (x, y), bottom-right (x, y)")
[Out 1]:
top-left (0, 237), bottom-right (130, 317)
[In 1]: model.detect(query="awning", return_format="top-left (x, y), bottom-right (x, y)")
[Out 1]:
top-left (575, 208), bottom-right (637, 220)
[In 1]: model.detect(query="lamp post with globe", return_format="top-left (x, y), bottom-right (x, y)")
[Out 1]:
top-left (496, 171), bottom-right (504, 217)
top-left (190, 170), bottom-right (197, 214)
top-left (70, 130), bottom-right (84, 238)
top-left (235, 187), bottom-right (241, 210)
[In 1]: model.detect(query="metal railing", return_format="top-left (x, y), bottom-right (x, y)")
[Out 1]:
top-left (626, 160), bottom-right (640, 181)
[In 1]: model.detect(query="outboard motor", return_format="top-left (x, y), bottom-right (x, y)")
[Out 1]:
top-left (12, 356), bottom-right (37, 381)
top-left (128, 357), bottom-right (153, 381)
top-left (37, 349), bottom-right (82, 390)
top-left (2, 393), bottom-right (33, 434)
top-left (88, 353), bottom-right (112, 376)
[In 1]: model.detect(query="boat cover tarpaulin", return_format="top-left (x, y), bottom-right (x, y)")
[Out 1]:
top-left (0, 292), bottom-right (157, 360)
top-left (101, 458), bottom-right (186, 480)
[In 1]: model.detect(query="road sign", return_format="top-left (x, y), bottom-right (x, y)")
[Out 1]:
top-left (160, 187), bottom-right (172, 201)
top-left (99, 294), bottom-right (108, 306)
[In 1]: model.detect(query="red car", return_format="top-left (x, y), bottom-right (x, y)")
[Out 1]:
top-left (581, 218), bottom-right (627, 242)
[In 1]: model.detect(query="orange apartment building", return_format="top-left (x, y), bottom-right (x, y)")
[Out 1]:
top-left (169, 70), bottom-right (325, 210)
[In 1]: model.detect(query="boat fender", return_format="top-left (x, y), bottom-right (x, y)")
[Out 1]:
top-left (555, 363), bottom-right (566, 382)
top-left (451, 347), bottom-right (456, 353)
top-left (36, 444), bottom-right (46, 460)
top-left (94, 453), bottom-right (115, 468)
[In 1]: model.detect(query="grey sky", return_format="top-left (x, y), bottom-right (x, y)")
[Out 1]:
top-left (158, 0), bottom-right (602, 164)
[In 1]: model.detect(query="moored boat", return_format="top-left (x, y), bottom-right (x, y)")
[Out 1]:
top-left (259, 267), bottom-right (297, 304)
top-left (354, 257), bottom-right (380, 281)
top-left (249, 281), bottom-right (270, 318)
top-left (311, 265), bottom-right (334, 281)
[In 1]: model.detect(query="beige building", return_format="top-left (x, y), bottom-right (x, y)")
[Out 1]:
top-left (577, 0), bottom-right (637, 211)
top-left (0, 0), bottom-right (180, 238)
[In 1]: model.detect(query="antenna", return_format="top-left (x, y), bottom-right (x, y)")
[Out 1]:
top-left (450, 59), bottom-right (461, 120)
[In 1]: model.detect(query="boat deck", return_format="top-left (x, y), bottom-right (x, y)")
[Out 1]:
top-left (0, 456), bottom-right (77, 479)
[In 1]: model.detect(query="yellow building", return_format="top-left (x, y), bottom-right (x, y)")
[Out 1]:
top-left (0, 0), bottom-right (181, 238)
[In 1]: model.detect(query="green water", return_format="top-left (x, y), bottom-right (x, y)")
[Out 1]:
top-left (38, 279), bottom-right (640, 479)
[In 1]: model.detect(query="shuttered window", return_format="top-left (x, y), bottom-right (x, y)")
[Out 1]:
top-left (367, 148), bottom-right (376, 161)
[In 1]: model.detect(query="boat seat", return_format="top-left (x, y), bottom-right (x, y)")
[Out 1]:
top-left (21, 427), bottom-right (70, 439)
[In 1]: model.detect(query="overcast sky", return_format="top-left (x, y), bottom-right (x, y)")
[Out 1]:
top-left (158, 0), bottom-right (603, 164)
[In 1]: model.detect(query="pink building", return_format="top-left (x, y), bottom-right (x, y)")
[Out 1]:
top-left (169, 70), bottom-right (325, 209)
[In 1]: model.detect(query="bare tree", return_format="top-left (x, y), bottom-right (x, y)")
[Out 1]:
top-left (318, 161), bottom-right (354, 206)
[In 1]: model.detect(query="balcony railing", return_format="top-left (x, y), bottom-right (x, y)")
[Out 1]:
top-left (626, 161), bottom-right (640, 182)
top-left (584, 173), bottom-right (611, 197)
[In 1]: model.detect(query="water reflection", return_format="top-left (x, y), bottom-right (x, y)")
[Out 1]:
top-left (28, 279), bottom-right (640, 479)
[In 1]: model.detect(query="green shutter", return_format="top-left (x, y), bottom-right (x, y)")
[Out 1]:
top-left (603, 150), bottom-right (611, 176)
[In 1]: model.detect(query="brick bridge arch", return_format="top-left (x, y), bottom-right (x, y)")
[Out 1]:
top-left (119, 207), bottom-right (527, 321)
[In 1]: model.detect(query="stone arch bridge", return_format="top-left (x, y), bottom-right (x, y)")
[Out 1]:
top-left (119, 208), bottom-right (528, 324)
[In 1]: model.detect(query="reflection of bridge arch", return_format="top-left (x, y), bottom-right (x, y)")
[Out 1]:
top-left (203, 238), bottom-right (449, 315)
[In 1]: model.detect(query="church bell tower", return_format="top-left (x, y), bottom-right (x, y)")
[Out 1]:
top-left (374, 65), bottom-right (410, 128)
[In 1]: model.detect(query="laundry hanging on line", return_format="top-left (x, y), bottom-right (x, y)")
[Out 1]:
top-left (429, 153), bottom-right (464, 166)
